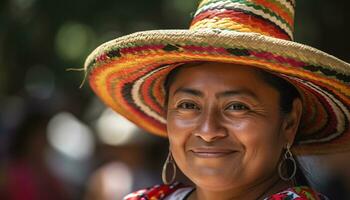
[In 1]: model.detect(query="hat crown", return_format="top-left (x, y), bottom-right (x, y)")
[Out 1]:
top-left (190, 0), bottom-right (295, 40)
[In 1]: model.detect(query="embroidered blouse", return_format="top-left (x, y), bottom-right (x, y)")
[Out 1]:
top-left (123, 182), bottom-right (328, 200)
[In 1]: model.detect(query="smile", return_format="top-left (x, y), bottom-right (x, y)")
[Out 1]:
top-left (190, 148), bottom-right (237, 158)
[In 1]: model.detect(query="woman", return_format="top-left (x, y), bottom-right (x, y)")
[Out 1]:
top-left (84, 0), bottom-right (350, 199)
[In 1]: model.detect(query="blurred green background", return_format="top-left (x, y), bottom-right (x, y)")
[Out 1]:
top-left (0, 0), bottom-right (350, 199)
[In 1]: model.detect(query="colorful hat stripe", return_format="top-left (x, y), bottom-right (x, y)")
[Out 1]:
top-left (133, 77), bottom-right (165, 123)
top-left (202, 0), bottom-right (294, 23)
top-left (292, 81), bottom-right (329, 137)
top-left (193, 0), bottom-right (293, 40)
top-left (191, 9), bottom-right (290, 40)
top-left (140, 70), bottom-right (164, 116)
top-left (87, 37), bottom-right (350, 154)
top-left (199, 0), bottom-right (295, 16)
top-left (135, 66), bottom-right (168, 121)
top-left (87, 32), bottom-right (350, 87)
top-left (107, 61), bottom-right (167, 134)
top-left (302, 83), bottom-right (338, 140)
top-left (90, 57), bottom-right (163, 134)
top-left (252, 0), bottom-right (294, 19)
top-left (199, 0), bottom-right (295, 18)
top-left (88, 42), bottom-right (350, 97)
top-left (296, 80), bottom-right (349, 144)
top-left (88, 35), bottom-right (350, 97)
top-left (88, 40), bottom-right (349, 130)
top-left (85, 0), bottom-right (350, 154)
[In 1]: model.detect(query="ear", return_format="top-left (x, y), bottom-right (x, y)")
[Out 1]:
top-left (281, 98), bottom-right (303, 145)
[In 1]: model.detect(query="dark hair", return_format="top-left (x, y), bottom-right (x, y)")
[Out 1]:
top-left (256, 69), bottom-right (300, 115)
top-left (251, 70), bottom-right (310, 186)
top-left (163, 64), bottom-right (311, 186)
top-left (164, 66), bottom-right (183, 108)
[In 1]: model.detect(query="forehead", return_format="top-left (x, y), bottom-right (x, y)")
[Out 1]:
top-left (168, 62), bottom-right (274, 95)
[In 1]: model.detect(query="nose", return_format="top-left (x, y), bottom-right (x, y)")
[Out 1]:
top-left (193, 108), bottom-right (227, 142)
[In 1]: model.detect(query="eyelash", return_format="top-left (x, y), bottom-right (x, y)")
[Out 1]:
top-left (225, 103), bottom-right (250, 111)
top-left (176, 102), bottom-right (250, 111)
top-left (176, 102), bottom-right (200, 110)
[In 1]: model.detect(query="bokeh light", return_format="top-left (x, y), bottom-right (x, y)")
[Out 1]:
top-left (87, 162), bottom-right (133, 200)
top-left (47, 111), bottom-right (95, 160)
top-left (95, 108), bottom-right (139, 146)
top-left (55, 22), bottom-right (95, 62)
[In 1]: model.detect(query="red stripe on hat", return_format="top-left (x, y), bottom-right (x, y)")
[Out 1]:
top-left (251, 0), bottom-right (294, 27)
top-left (191, 9), bottom-right (290, 40)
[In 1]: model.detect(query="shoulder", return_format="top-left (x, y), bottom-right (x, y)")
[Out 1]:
top-left (267, 186), bottom-right (329, 200)
top-left (123, 182), bottom-right (193, 200)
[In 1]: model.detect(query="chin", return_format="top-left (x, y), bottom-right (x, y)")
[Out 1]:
top-left (186, 168), bottom-right (239, 191)
top-left (193, 177), bottom-right (237, 191)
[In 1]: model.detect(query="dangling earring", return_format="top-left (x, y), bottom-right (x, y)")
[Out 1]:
top-left (278, 143), bottom-right (297, 181)
top-left (162, 151), bottom-right (176, 185)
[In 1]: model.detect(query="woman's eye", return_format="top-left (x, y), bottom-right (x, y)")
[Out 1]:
top-left (177, 102), bottom-right (199, 110)
top-left (226, 103), bottom-right (249, 111)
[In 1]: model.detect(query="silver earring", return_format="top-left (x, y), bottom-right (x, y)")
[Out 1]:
top-left (278, 143), bottom-right (297, 181)
top-left (162, 151), bottom-right (176, 185)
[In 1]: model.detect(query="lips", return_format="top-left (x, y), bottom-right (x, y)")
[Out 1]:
top-left (190, 148), bottom-right (237, 158)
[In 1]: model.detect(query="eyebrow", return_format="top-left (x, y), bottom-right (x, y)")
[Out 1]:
top-left (173, 87), bottom-right (204, 97)
top-left (173, 87), bottom-right (259, 100)
top-left (217, 90), bottom-right (258, 100)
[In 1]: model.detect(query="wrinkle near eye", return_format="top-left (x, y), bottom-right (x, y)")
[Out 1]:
top-left (248, 106), bottom-right (270, 117)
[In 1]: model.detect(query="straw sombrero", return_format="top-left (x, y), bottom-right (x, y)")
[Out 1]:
top-left (84, 0), bottom-right (350, 155)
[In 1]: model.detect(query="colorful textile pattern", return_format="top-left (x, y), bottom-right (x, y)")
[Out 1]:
top-left (123, 183), bottom-right (326, 200)
top-left (123, 182), bottom-right (186, 200)
top-left (266, 186), bottom-right (327, 200)
top-left (85, 0), bottom-right (350, 155)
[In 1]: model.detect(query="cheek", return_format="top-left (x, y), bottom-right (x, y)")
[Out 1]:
top-left (167, 112), bottom-right (195, 144)
top-left (228, 117), bottom-right (283, 178)
top-left (166, 113), bottom-right (192, 162)
top-left (233, 119), bottom-right (280, 146)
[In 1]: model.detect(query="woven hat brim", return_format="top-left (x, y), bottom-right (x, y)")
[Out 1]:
top-left (85, 29), bottom-right (350, 155)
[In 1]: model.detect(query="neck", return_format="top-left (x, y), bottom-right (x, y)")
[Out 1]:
top-left (188, 174), bottom-right (293, 200)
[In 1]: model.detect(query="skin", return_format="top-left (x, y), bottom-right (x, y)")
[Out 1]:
top-left (166, 62), bottom-right (302, 200)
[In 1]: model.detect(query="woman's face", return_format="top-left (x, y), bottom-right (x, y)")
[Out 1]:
top-left (166, 62), bottom-right (299, 191)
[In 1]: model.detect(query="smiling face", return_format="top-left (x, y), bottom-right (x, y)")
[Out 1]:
top-left (166, 62), bottom-right (301, 191)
